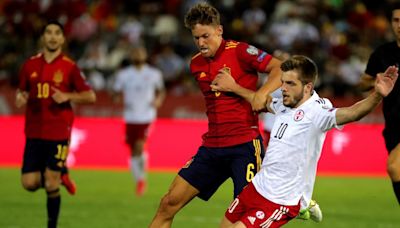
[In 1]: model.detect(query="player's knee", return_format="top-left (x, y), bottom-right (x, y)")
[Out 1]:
top-left (387, 160), bottom-right (400, 180)
top-left (44, 179), bottom-right (61, 192)
top-left (21, 179), bottom-right (41, 192)
top-left (159, 193), bottom-right (180, 215)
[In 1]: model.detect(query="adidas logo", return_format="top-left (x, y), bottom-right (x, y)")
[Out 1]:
top-left (247, 216), bottom-right (256, 225)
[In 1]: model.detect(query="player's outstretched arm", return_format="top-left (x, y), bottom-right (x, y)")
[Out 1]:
top-left (336, 65), bottom-right (398, 125)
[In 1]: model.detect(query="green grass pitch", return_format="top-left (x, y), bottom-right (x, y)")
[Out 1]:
top-left (1, 168), bottom-right (399, 228)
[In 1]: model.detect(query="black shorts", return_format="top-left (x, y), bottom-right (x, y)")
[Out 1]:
top-left (22, 138), bottom-right (70, 173)
top-left (383, 130), bottom-right (400, 152)
top-left (178, 135), bottom-right (264, 201)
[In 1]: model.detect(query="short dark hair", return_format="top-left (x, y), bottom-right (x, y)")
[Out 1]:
top-left (42, 20), bottom-right (64, 35)
top-left (184, 2), bottom-right (220, 30)
top-left (281, 55), bottom-right (318, 84)
top-left (385, 2), bottom-right (400, 21)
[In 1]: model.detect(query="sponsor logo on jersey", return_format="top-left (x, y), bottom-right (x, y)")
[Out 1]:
top-left (246, 45), bottom-right (259, 55)
top-left (294, 109), bottom-right (304, 121)
top-left (256, 211), bottom-right (265, 219)
top-left (247, 216), bottom-right (256, 225)
top-left (257, 52), bottom-right (267, 62)
top-left (30, 72), bottom-right (38, 78)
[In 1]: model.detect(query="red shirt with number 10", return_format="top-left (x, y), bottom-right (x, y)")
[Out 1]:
top-left (18, 53), bottom-right (92, 140)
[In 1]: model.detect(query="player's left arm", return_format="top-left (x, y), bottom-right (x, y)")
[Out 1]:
top-left (335, 65), bottom-right (398, 125)
top-left (152, 88), bottom-right (165, 109)
top-left (51, 87), bottom-right (96, 104)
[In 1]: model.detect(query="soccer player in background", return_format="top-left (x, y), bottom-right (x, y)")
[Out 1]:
top-left (211, 55), bottom-right (398, 227)
top-left (112, 46), bottom-right (165, 196)
top-left (15, 20), bottom-right (96, 228)
top-left (149, 2), bottom-right (283, 227)
top-left (358, 3), bottom-right (400, 205)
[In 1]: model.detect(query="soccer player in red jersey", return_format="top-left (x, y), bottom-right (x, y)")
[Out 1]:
top-left (149, 3), bottom-right (282, 227)
top-left (15, 20), bottom-right (96, 228)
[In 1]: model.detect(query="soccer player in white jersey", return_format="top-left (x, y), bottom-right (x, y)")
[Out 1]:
top-left (210, 55), bottom-right (398, 227)
top-left (113, 46), bottom-right (165, 196)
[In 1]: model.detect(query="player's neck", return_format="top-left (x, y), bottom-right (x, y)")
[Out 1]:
top-left (133, 63), bottom-right (145, 69)
top-left (293, 94), bottom-right (312, 109)
top-left (43, 49), bottom-right (62, 63)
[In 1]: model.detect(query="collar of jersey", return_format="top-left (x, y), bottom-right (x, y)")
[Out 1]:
top-left (289, 90), bottom-right (319, 111)
top-left (208, 39), bottom-right (226, 61)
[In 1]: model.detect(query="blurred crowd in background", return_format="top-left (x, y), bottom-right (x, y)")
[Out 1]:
top-left (0, 0), bottom-right (396, 119)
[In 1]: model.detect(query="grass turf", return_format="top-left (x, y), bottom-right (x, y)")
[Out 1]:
top-left (0, 168), bottom-right (399, 228)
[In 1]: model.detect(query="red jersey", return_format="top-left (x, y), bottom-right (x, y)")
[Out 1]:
top-left (190, 40), bottom-right (273, 147)
top-left (18, 53), bottom-right (92, 140)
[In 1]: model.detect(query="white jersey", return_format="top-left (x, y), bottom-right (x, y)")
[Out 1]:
top-left (252, 92), bottom-right (341, 206)
top-left (113, 64), bottom-right (164, 123)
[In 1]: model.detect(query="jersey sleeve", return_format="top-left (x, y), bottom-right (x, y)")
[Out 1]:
top-left (236, 42), bottom-right (273, 73)
top-left (365, 49), bottom-right (383, 78)
top-left (312, 99), bottom-right (342, 132)
top-left (70, 64), bottom-right (92, 92)
top-left (269, 97), bottom-right (283, 114)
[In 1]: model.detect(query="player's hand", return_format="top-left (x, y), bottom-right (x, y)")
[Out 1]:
top-left (210, 69), bottom-right (237, 92)
top-left (51, 86), bottom-right (69, 103)
top-left (15, 91), bottom-right (29, 108)
top-left (152, 98), bottom-right (163, 109)
top-left (375, 65), bottom-right (398, 97)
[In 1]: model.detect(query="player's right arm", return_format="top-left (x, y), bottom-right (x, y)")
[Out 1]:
top-left (336, 65), bottom-right (398, 125)
top-left (16, 61), bottom-right (29, 108)
top-left (15, 90), bottom-right (29, 108)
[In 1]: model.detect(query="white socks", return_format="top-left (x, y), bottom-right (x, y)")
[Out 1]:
top-left (130, 154), bottom-right (146, 182)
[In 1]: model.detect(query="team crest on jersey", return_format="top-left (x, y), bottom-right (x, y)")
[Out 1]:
top-left (294, 109), bottom-right (304, 121)
top-left (256, 211), bottom-right (265, 219)
top-left (246, 45), bottom-right (259, 55)
top-left (53, 70), bottom-right (64, 85)
top-left (199, 72), bottom-right (207, 78)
